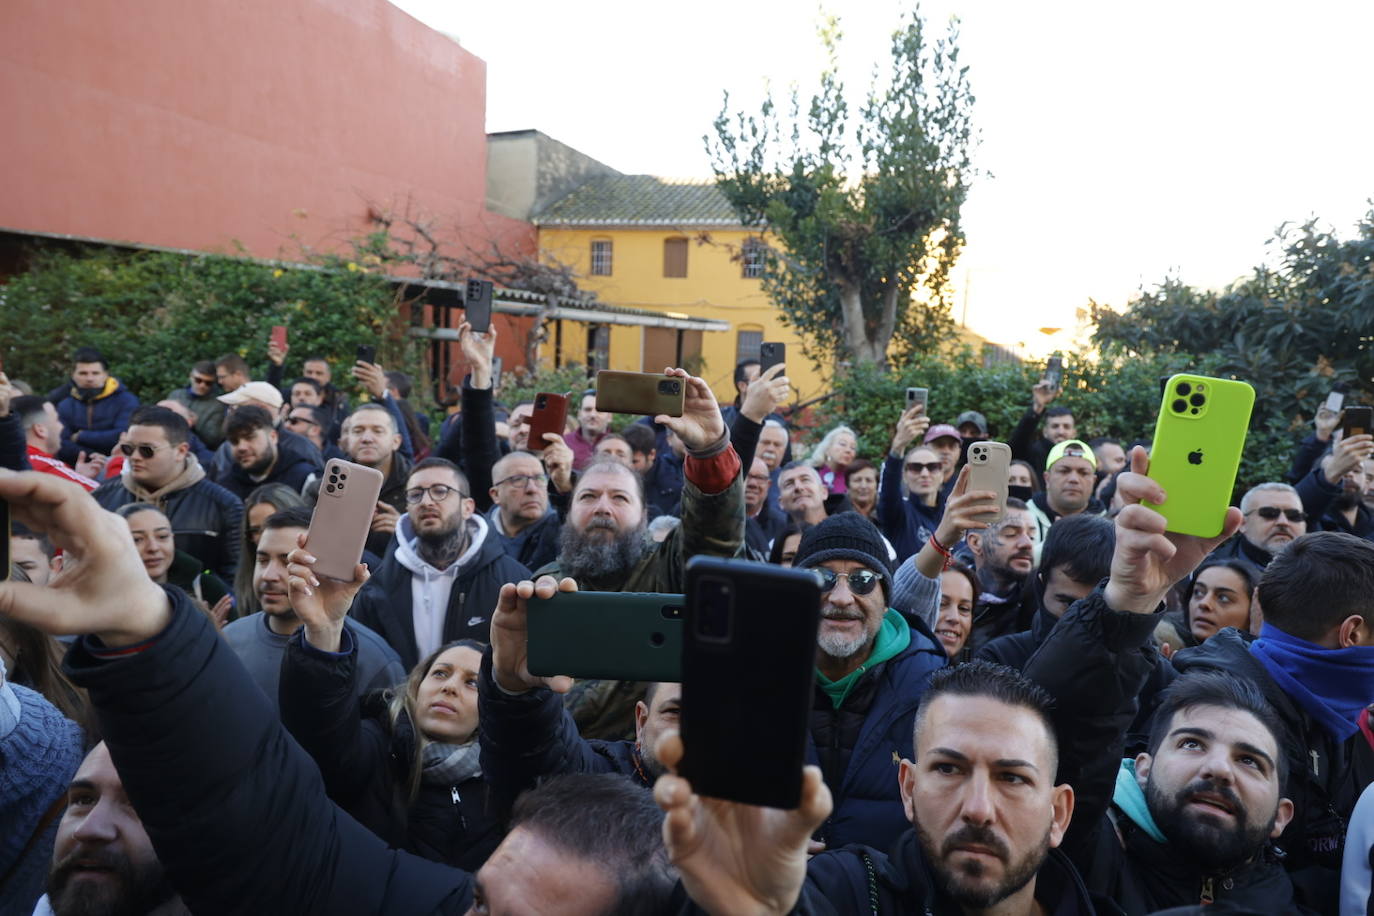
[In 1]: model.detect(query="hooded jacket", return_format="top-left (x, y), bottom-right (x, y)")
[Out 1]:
top-left (165, 384), bottom-right (227, 448)
top-left (280, 629), bottom-right (502, 872)
top-left (92, 457), bottom-right (244, 582)
top-left (1173, 628), bottom-right (1373, 910)
top-left (350, 514), bottom-right (530, 671)
top-left (54, 376), bottom-right (140, 462)
top-left (877, 453), bottom-right (943, 561)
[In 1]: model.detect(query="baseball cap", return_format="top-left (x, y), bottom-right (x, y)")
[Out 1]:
top-left (923, 424), bottom-right (961, 444)
top-left (1046, 439), bottom-right (1097, 471)
top-left (218, 381), bottom-right (284, 411)
top-left (955, 411), bottom-right (989, 435)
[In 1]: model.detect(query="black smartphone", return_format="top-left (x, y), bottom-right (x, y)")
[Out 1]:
top-left (759, 342), bottom-right (785, 375)
top-left (465, 278), bottom-right (493, 334)
top-left (1043, 356), bottom-right (1064, 389)
top-left (528, 591), bottom-right (684, 682)
top-left (355, 345), bottom-right (377, 366)
top-left (1343, 406), bottom-right (1373, 439)
top-left (492, 356), bottom-right (503, 390)
top-left (680, 557), bottom-right (820, 809)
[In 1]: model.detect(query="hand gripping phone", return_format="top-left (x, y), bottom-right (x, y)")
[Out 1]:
top-left (526, 393), bottom-right (569, 451)
top-left (1043, 356), bottom-right (1064, 389)
top-left (306, 459), bottom-right (385, 581)
top-left (1146, 374), bottom-right (1255, 538)
top-left (527, 591), bottom-right (685, 682)
top-left (759, 342), bottom-right (785, 375)
top-left (965, 441), bottom-right (1011, 524)
top-left (595, 371), bottom-right (685, 417)
top-left (680, 557), bottom-right (821, 809)
top-left (1342, 406), bottom-right (1372, 439)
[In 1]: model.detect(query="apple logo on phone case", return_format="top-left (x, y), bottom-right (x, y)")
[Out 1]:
top-left (1187, 449), bottom-right (1204, 466)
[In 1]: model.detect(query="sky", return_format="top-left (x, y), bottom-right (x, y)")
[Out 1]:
top-left (391, 0), bottom-right (1373, 356)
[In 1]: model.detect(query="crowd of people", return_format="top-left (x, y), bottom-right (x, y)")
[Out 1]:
top-left (3, 328), bottom-right (1374, 915)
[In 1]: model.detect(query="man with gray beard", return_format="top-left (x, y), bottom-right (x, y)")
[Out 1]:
top-left (529, 367), bottom-right (746, 739)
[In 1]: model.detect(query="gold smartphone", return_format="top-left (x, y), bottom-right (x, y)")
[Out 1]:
top-left (594, 371), bottom-right (685, 417)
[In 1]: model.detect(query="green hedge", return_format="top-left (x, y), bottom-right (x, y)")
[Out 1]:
top-left (0, 246), bottom-right (415, 405)
top-left (813, 347), bottom-right (1300, 497)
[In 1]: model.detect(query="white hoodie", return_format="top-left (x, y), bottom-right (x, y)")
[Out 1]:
top-left (393, 513), bottom-right (489, 661)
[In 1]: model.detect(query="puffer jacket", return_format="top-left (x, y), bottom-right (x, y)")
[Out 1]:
top-left (92, 467), bottom-right (244, 583)
top-left (54, 377), bottom-right (140, 462)
top-left (280, 629), bottom-right (502, 872)
top-left (213, 427), bottom-right (323, 499)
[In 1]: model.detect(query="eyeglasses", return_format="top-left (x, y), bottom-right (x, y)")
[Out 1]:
top-left (405, 484), bottom-right (468, 505)
top-left (1246, 507), bottom-right (1307, 523)
top-left (118, 442), bottom-right (173, 459)
top-left (905, 461), bottom-right (942, 474)
top-left (494, 473), bottom-right (548, 489)
top-left (814, 568), bottom-right (883, 596)
top-left (285, 415), bottom-right (320, 429)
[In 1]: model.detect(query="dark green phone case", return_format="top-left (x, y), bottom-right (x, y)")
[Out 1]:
top-left (527, 590), bottom-right (684, 682)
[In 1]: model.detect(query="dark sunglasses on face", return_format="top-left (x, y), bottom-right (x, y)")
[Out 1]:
top-left (286, 415), bottom-right (319, 428)
top-left (814, 567), bottom-right (883, 596)
top-left (1248, 506), bottom-right (1307, 523)
top-left (118, 442), bottom-right (172, 459)
top-left (905, 461), bottom-right (942, 474)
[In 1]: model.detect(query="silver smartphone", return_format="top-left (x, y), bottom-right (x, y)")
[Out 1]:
top-left (965, 441), bottom-right (1011, 524)
top-left (306, 459), bottom-right (385, 581)
top-left (906, 387), bottom-right (928, 415)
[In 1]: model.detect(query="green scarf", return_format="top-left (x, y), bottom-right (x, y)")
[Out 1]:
top-left (816, 609), bottom-right (912, 709)
top-left (1113, 758), bottom-right (1167, 843)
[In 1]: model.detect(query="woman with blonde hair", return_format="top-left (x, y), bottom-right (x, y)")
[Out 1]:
top-left (808, 424), bottom-right (859, 495)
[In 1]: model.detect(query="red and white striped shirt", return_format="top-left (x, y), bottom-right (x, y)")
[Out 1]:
top-left (26, 445), bottom-right (98, 492)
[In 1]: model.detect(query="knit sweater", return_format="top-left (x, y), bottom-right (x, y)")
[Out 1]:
top-left (0, 679), bottom-right (84, 915)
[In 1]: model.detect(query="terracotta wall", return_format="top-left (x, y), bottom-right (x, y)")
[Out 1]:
top-left (0, 0), bottom-right (533, 260)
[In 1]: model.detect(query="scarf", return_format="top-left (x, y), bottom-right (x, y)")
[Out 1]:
top-left (420, 739), bottom-right (482, 786)
top-left (124, 455), bottom-right (205, 508)
top-left (1250, 622), bottom-right (1374, 740)
top-left (1113, 758), bottom-right (1167, 843)
top-left (817, 609), bottom-right (912, 709)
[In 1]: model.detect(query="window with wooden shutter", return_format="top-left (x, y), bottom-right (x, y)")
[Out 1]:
top-left (663, 237), bottom-right (688, 278)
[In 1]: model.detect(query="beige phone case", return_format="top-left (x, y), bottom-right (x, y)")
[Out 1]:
top-left (307, 459), bottom-right (385, 581)
top-left (965, 441), bottom-right (1011, 524)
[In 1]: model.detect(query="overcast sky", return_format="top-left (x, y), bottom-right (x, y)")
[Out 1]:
top-left (392, 0), bottom-right (1373, 354)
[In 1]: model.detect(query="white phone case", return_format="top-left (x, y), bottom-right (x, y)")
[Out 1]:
top-left (965, 441), bottom-right (1011, 524)
top-left (306, 459), bottom-right (385, 581)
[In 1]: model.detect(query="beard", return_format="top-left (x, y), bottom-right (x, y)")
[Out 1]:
top-left (241, 446), bottom-right (275, 476)
top-left (816, 606), bottom-right (878, 661)
top-left (1334, 491), bottom-right (1362, 512)
top-left (558, 516), bottom-right (649, 583)
top-left (916, 819), bottom-right (1048, 910)
top-left (48, 845), bottom-right (179, 916)
top-left (1146, 774), bottom-right (1276, 872)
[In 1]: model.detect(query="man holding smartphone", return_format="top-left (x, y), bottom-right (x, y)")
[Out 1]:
top-left (1009, 376), bottom-right (1078, 474)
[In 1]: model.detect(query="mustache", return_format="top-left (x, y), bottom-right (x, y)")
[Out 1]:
top-left (586, 517), bottom-right (618, 531)
top-left (1178, 778), bottom-right (1244, 817)
top-left (50, 845), bottom-right (132, 884)
top-left (941, 824), bottom-right (1008, 862)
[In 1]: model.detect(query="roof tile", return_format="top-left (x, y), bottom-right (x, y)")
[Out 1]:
top-left (535, 175), bottom-right (742, 226)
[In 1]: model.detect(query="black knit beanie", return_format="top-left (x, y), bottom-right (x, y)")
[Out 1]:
top-left (792, 511), bottom-right (893, 597)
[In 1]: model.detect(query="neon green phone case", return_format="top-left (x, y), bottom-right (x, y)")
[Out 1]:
top-left (1145, 374), bottom-right (1255, 537)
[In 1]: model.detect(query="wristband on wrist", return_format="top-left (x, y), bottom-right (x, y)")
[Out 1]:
top-left (928, 532), bottom-right (955, 570)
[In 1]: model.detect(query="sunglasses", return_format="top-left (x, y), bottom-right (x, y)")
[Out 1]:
top-left (814, 568), bottom-right (883, 596)
top-left (905, 461), bottom-right (943, 474)
top-left (118, 442), bottom-right (172, 459)
top-left (1247, 507), bottom-right (1307, 523)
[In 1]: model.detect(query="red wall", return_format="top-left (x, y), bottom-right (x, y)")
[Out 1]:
top-left (0, 0), bottom-right (533, 260)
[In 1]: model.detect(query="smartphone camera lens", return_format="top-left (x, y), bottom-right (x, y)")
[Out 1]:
top-left (694, 579), bottom-right (733, 642)
top-left (326, 484), bottom-right (336, 493)
top-left (649, 631), bottom-right (665, 648)
top-left (658, 380), bottom-right (682, 395)
top-left (1189, 394), bottom-right (1205, 407)
top-left (1176, 382), bottom-right (1192, 396)
top-left (536, 396), bottom-right (546, 408)
top-left (1172, 398), bottom-right (1188, 413)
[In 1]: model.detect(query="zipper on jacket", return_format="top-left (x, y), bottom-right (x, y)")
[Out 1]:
top-left (1199, 877), bottom-right (1214, 904)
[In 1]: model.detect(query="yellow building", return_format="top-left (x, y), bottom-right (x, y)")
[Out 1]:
top-left (532, 175), bottom-right (829, 405)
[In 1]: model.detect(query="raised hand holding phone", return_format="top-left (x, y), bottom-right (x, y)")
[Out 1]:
top-left (305, 459), bottom-right (384, 582)
top-left (286, 533), bottom-right (370, 653)
top-left (740, 362), bottom-right (789, 424)
top-left (490, 575), bottom-right (578, 695)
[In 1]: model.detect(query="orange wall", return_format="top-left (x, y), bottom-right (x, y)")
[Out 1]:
top-left (0, 0), bottom-right (532, 259)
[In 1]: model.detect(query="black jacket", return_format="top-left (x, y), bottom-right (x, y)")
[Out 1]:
top-left (783, 831), bottom-right (1101, 915)
top-left (349, 519), bottom-right (531, 670)
top-left (1174, 628), bottom-right (1373, 911)
top-left (1023, 592), bottom-right (1314, 914)
top-left (63, 588), bottom-right (474, 915)
top-left (1009, 405), bottom-right (1056, 473)
top-left (280, 628), bottom-right (502, 872)
top-left (969, 577), bottom-right (1038, 655)
top-left (92, 474), bottom-right (244, 583)
top-left (476, 649), bottom-right (649, 816)
top-left (213, 427), bottom-right (324, 499)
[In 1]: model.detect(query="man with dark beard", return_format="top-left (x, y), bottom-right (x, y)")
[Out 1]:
top-left (530, 367), bottom-right (744, 739)
top-left (37, 742), bottom-right (189, 916)
top-left (1294, 429), bottom-right (1374, 539)
top-left (964, 499), bottom-right (1038, 653)
top-left (349, 458), bottom-right (531, 670)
